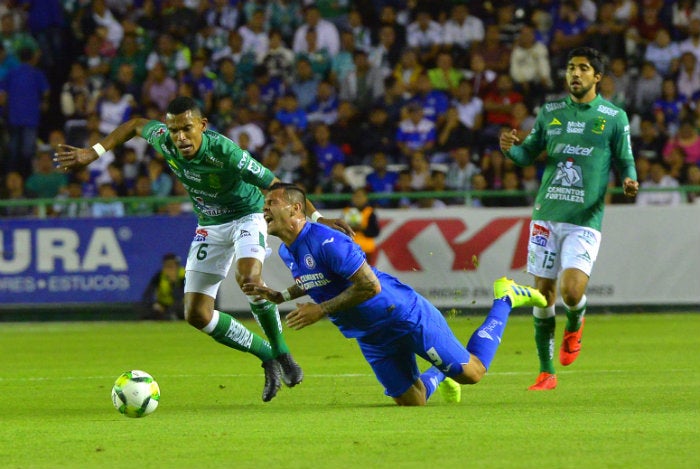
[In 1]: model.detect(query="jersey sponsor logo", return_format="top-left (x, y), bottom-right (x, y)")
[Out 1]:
top-left (295, 272), bottom-right (330, 290)
top-left (577, 250), bottom-right (592, 264)
top-left (553, 143), bottom-right (594, 156)
top-left (531, 223), bottom-right (550, 247)
top-left (304, 254), bottom-right (316, 269)
top-left (193, 228), bottom-right (208, 242)
top-left (592, 117), bottom-right (606, 134)
top-left (548, 117), bottom-right (562, 126)
top-left (547, 128), bottom-right (563, 136)
top-left (183, 168), bottom-right (201, 182)
top-left (567, 121), bottom-right (586, 134)
top-left (238, 229), bottom-right (251, 238)
top-left (545, 102), bottom-right (566, 112)
top-left (205, 154), bottom-right (224, 168)
top-left (597, 104), bottom-right (619, 117)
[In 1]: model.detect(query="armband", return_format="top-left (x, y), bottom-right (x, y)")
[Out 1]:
top-left (91, 143), bottom-right (106, 157)
top-left (310, 211), bottom-right (323, 222)
top-left (281, 289), bottom-right (292, 302)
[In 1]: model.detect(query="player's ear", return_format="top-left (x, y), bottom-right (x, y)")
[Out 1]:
top-left (200, 117), bottom-right (208, 131)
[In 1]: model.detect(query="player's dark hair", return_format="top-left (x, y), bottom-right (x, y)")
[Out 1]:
top-left (166, 96), bottom-right (202, 117)
top-left (269, 182), bottom-right (307, 214)
top-left (567, 47), bottom-right (606, 75)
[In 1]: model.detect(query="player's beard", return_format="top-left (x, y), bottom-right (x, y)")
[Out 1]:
top-left (569, 82), bottom-right (595, 100)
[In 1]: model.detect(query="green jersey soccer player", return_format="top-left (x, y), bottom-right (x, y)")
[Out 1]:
top-left (499, 47), bottom-right (639, 390)
top-left (55, 97), bottom-right (353, 402)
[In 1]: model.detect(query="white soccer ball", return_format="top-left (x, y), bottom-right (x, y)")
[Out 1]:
top-left (344, 207), bottom-right (362, 227)
top-left (111, 370), bottom-right (160, 418)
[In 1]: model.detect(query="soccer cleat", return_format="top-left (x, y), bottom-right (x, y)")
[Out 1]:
top-left (437, 377), bottom-right (461, 403)
top-left (276, 353), bottom-right (304, 387)
top-left (559, 318), bottom-right (585, 366)
top-left (527, 372), bottom-right (557, 391)
top-left (261, 359), bottom-right (282, 402)
top-left (493, 277), bottom-right (547, 308)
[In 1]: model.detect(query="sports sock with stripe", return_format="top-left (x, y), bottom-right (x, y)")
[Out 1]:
top-left (203, 309), bottom-right (274, 361)
top-left (465, 298), bottom-right (511, 370)
top-left (564, 295), bottom-right (586, 332)
top-left (533, 306), bottom-right (556, 374)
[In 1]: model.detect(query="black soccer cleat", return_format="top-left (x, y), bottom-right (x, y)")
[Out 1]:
top-left (276, 353), bottom-right (304, 387)
top-left (261, 359), bottom-right (282, 402)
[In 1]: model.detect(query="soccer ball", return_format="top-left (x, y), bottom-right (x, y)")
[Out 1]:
top-left (343, 207), bottom-right (362, 227)
top-left (111, 370), bottom-right (160, 418)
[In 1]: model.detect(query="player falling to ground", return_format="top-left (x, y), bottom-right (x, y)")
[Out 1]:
top-left (54, 97), bottom-right (353, 402)
top-left (243, 183), bottom-right (547, 406)
top-left (499, 47), bottom-right (639, 390)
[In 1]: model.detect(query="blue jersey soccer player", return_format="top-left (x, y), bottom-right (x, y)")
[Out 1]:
top-left (243, 183), bottom-right (547, 406)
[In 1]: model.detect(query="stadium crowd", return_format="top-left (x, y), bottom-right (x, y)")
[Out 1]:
top-left (1, 0), bottom-right (700, 219)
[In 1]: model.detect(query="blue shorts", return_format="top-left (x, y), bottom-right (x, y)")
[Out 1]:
top-left (357, 295), bottom-right (470, 398)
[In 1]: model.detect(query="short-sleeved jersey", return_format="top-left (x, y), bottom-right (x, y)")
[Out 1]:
top-left (142, 120), bottom-right (276, 225)
top-left (279, 222), bottom-right (422, 342)
top-left (505, 94), bottom-right (637, 231)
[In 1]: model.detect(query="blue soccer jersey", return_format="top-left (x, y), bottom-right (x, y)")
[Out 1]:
top-left (278, 222), bottom-right (422, 342)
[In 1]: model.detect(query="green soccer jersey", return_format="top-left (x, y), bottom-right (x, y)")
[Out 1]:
top-left (505, 94), bottom-right (637, 231)
top-left (142, 120), bottom-right (276, 226)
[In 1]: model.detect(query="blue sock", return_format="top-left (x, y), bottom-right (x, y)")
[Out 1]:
top-left (419, 366), bottom-right (445, 401)
top-left (466, 299), bottom-right (511, 370)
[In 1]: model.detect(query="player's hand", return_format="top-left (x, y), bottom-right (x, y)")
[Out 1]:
top-left (622, 177), bottom-right (639, 197)
top-left (318, 217), bottom-right (355, 237)
top-left (241, 283), bottom-right (284, 304)
top-left (499, 128), bottom-right (519, 153)
top-left (53, 143), bottom-right (100, 171)
top-left (285, 302), bottom-right (324, 330)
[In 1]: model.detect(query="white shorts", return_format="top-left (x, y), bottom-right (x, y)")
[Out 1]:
top-left (184, 213), bottom-right (270, 295)
top-left (526, 220), bottom-right (601, 279)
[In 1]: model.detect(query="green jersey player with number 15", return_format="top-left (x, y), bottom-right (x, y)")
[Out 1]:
top-left (499, 47), bottom-right (639, 390)
top-left (55, 97), bottom-right (353, 402)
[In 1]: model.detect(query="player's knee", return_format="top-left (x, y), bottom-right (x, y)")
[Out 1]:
top-left (184, 301), bottom-right (211, 329)
top-left (560, 288), bottom-right (584, 307)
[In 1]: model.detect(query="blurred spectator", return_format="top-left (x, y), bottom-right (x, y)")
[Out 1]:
top-left (263, 147), bottom-right (295, 183)
top-left (407, 150), bottom-right (431, 190)
top-left (393, 48), bottom-right (424, 95)
top-left (142, 61), bottom-right (178, 113)
top-left (652, 78), bottom-right (686, 136)
top-left (488, 170), bottom-right (530, 207)
top-left (329, 100), bottom-right (363, 164)
top-left (635, 161), bottom-right (683, 206)
top-left (427, 51), bottom-right (462, 94)
top-left (586, 2), bottom-right (626, 61)
top-left (406, 9), bottom-right (443, 67)
top-left (357, 106), bottom-right (398, 162)
top-left (330, 30), bottom-right (357, 87)
top-left (25, 148), bottom-right (67, 200)
top-left (204, 0), bottom-right (242, 32)
top-left (396, 102), bottom-right (436, 159)
top-left (676, 51), bottom-right (700, 99)
top-left (445, 146), bottom-right (481, 200)
top-left (90, 0), bottom-right (124, 51)
top-left (316, 162), bottom-right (353, 208)
top-left (307, 80), bottom-right (339, 126)
top-left (633, 118), bottom-right (665, 161)
top-left (684, 165), bottom-right (700, 202)
top-left (293, 5), bottom-right (340, 56)
top-left (480, 148), bottom-right (512, 191)
top-left (310, 123), bottom-right (345, 183)
top-left (679, 17), bottom-right (700, 61)
top-left (106, 162), bottom-right (129, 196)
top-left (510, 102), bottom-right (536, 142)
top-left (550, 1), bottom-right (590, 72)
top-left (467, 172), bottom-right (490, 207)
top-left (509, 25), bottom-right (553, 108)
top-left (464, 52), bottom-right (497, 99)
top-left (482, 74), bottom-right (524, 145)
top-left (181, 56), bottom-right (216, 115)
top-left (644, 28), bottom-right (681, 78)
top-left (209, 95), bottom-right (236, 133)
top-left (608, 57), bottom-right (633, 105)
top-left (627, 5), bottom-right (666, 64)
top-left (374, 5), bottom-right (407, 53)
top-left (91, 182), bottom-right (125, 217)
top-left (290, 58), bottom-right (320, 111)
top-left (598, 75), bottom-right (626, 109)
top-left (263, 119), bottom-right (307, 180)
top-left (0, 42), bottom-right (19, 82)
top-left (0, 12), bottom-right (40, 60)
top-left (263, 29), bottom-right (295, 82)
top-left (443, 3), bottom-right (484, 67)
top-left (342, 187), bottom-right (380, 264)
top-left (0, 47), bottom-right (50, 178)
top-left (671, 0), bottom-right (700, 39)
top-left (0, 171), bottom-right (34, 218)
top-left (213, 58), bottom-right (244, 105)
top-left (338, 48), bottom-right (384, 115)
top-left (114, 62), bottom-right (143, 104)
top-left (296, 28), bottom-right (332, 81)
top-left (393, 169), bottom-right (415, 209)
top-left (664, 145), bottom-right (689, 181)
top-left (365, 151), bottom-right (399, 208)
top-left (239, 8), bottom-right (269, 63)
top-left (161, 0), bottom-right (199, 45)
top-left (348, 9), bottom-right (371, 52)
top-left (121, 147), bottom-right (145, 187)
top-left (266, 1), bottom-right (301, 45)
top-left (148, 158), bottom-right (173, 197)
top-left (631, 61), bottom-right (663, 117)
top-left (481, 24), bottom-right (511, 75)
top-left (436, 106), bottom-right (473, 162)
top-left (145, 33), bottom-right (190, 79)
top-left (141, 252), bottom-right (186, 320)
top-left (374, 75), bottom-right (409, 124)
top-left (212, 30), bottom-right (257, 81)
top-left (368, 24), bottom-right (401, 79)
top-left (127, 174), bottom-right (157, 216)
top-left (520, 164), bottom-right (541, 205)
top-left (53, 179), bottom-right (91, 218)
top-left (411, 72), bottom-right (450, 126)
top-left (78, 29), bottom-right (115, 90)
top-left (494, 2), bottom-right (528, 46)
top-left (92, 81), bottom-right (135, 135)
top-left (451, 78), bottom-right (484, 139)
top-left (228, 107), bottom-right (265, 156)
top-left (60, 62), bottom-right (95, 146)
top-left (275, 92), bottom-right (308, 133)
top-left (662, 119), bottom-right (700, 165)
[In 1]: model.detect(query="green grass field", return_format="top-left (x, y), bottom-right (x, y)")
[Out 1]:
top-left (1, 313), bottom-right (698, 469)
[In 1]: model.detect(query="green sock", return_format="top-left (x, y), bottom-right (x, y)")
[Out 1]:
top-left (565, 301), bottom-right (586, 332)
top-left (534, 316), bottom-right (556, 374)
top-left (250, 301), bottom-right (290, 356)
top-left (209, 310), bottom-right (274, 362)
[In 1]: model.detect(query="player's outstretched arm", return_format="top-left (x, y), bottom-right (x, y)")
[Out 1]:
top-left (54, 118), bottom-right (150, 171)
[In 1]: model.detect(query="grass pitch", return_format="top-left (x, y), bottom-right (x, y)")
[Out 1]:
top-left (1, 313), bottom-right (698, 469)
